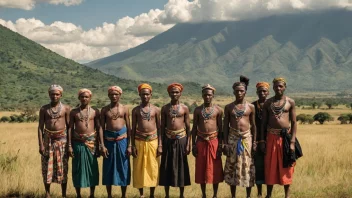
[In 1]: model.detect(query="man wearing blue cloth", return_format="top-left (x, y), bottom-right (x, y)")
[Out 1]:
top-left (100, 86), bottom-right (132, 198)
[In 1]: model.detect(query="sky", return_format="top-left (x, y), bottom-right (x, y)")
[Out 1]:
top-left (1, 0), bottom-right (352, 63)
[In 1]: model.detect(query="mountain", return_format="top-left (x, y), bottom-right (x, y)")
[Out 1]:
top-left (0, 25), bottom-right (203, 110)
top-left (87, 9), bottom-right (352, 92)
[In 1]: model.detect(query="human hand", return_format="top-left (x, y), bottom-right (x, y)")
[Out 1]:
top-left (259, 142), bottom-right (266, 154)
top-left (132, 146), bottom-right (138, 158)
top-left (68, 146), bottom-right (74, 158)
top-left (192, 146), bottom-right (198, 157)
top-left (157, 146), bottom-right (162, 157)
top-left (39, 144), bottom-right (45, 156)
top-left (290, 142), bottom-right (295, 153)
top-left (216, 146), bottom-right (222, 158)
top-left (126, 146), bottom-right (132, 156)
top-left (100, 146), bottom-right (109, 158)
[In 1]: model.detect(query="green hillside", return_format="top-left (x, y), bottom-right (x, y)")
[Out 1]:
top-left (88, 9), bottom-right (352, 92)
top-left (0, 25), bottom-right (205, 110)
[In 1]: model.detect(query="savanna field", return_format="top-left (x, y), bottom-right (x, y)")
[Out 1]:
top-left (1, 100), bottom-right (352, 198)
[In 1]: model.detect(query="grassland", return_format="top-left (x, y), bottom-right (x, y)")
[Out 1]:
top-left (0, 104), bottom-right (351, 198)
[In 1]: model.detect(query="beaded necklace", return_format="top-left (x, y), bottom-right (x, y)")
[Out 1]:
top-left (49, 102), bottom-right (62, 119)
top-left (201, 104), bottom-right (215, 123)
top-left (79, 106), bottom-right (91, 128)
top-left (270, 96), bottom-right (286, 119)
top-left (169, 103), bottom-right (180, 122)
top-left (140, 103), bottom-right (151, 121)
top-left (232, 101), bottom-right (246, 121)
top-left (109, 103), bottom-right (120, 120)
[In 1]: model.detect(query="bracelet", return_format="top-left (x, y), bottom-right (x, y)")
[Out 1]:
top-left (158, 145), bottom-right (162, 147)
top-left (290, 141), bottom-right (296, 143)
top-left (257, 140), bottom-right (266, 143)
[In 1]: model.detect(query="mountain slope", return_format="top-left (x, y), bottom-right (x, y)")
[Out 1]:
top-left (88, 9), bottom-right (352, 92)
top-left (0, 25), bottom-right (202, 110)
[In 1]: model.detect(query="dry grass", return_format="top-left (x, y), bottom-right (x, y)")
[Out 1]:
top-left (0, 105), bottom-right (352, 197)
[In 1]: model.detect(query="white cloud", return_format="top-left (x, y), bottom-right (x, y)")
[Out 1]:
top-left (0, 8), bottom-right (172, 62)
top-left (1, 0), bottom-right (352, 62)
top-left (157, 0), bottom-right (352, 23)
top-left (0, 0), bottom-right (83, 10)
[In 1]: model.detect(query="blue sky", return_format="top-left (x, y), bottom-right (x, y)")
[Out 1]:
top-left (0, 0), bottom-right (168, 30)
top-left (0, 0), bottom-right (348, 62)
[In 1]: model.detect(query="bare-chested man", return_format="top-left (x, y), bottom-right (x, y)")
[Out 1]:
top-left (68, 89), bottom-right (100, 198)
top-left (131, 83), bottom-right (162, 198)
top-left (260, 78), bottom-right (300, 198)
top-left (100, 86), bottom-right (131, 198)
top-left (191, 84), bottom-right (224, 198)
top-left (38, 85), bottom-right (70, 198)
top-left (159, 83), bottom-right (191, 198)
top-left (223, 76), bottom-right (256, 198)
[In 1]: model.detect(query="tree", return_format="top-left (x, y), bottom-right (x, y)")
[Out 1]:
top-left (297, 114), bottom-right (314, 124)
top-left (337, 114), bottom-right (349, 124)
top-left (313, 112), bottom-right (333, 124)
top-left (0, 116), bottom-right (10, 122)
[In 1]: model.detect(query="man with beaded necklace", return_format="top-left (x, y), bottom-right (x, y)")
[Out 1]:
top-left (191, 84), bottom-right (224, 198)
top-left (99, 86), bottom-right (132, 198)
top-left (259, 78), bottom-right (298, 198)
top-left (68, 88), bottom-right (101, 198)
top-left (159, 83), bottom-right (191, 198)
top-left (38, 85), bottom-right (70, 198)
top-left (223, 76), bottom-right (257, 198)
top-left (131, 83), bottom-right (162, 198)
top-left (252, 82), bottom-right (270, 198)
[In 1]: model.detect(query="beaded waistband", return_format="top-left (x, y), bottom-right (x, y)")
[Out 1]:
top-left (197, 130), bottom-right (218, 141)
top-left (165, 128), bottom-right (186, 139)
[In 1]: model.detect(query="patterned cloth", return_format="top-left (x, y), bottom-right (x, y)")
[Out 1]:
top-left (102, 127), bottom-right (131, 186)
top-left (133, 137), bottom-right (160, 188)
top-left (224, 127), bottom-right (255, 187)
top-left (41, 128), bottom-right (68, 184)
top-left (72, 131), bottom-right (99, 188)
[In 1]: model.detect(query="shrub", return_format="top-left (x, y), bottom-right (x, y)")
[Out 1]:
top-left (313, 112), bottom-right (333, 124)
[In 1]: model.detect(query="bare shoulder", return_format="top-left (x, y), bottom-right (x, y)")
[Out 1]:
top-left (70, 107), bottom-right (79, 115)
top-left (63, 104), bottom-right (71, 112)
top-left (286, 96), bottom-right (295, 107)
top-left (150, 104), bottom-right (160, 112)
top-left (132, 105), bottom-right (140, 113)
top-left (41, 104), bottom-right (50, 110)
top-left (214, 104), bottom-right (223, 113)
top-left (247, 102), bottom-right (255, 108)
top-left (194, 105), bottom-right (202, 113)
top-left (224, 103), bottom-right (233, 111)
top-left (92, 106), bottom-right (100, 113)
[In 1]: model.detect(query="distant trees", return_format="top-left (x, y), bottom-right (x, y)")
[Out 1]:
top-left (296, 114), bottom-right (314, 124)
top-left (337, 114), bottom-right (352, 124)
top-left (313, 112), bottom-right (333, 124)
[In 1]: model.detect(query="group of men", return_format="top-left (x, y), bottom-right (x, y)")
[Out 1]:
top-left (38, 77), bottom-right (300, 198)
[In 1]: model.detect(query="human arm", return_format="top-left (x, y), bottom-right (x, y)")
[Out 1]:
top-left (289, 98), bottom-right (297, 152)
top-left (155, 107), bottom-right (162, 157)
top-left (249, 104), bottom-right (257, 155)
top-left (38, 107), bottom-right (45, 156)
top-left (125, 106), bottom-right (132, 156)
top-left (99, 107), bottom-right (108, 158)
top-left (223, 105), bottom-right (230, 156)
top-left (260, 100), bottom-right (270, 153)
top-left (184, 105), bottom-right (191, 155)
top-left (67, 110), bottom-right (75, 158)
top-left (191, 107), bottom-right (199, 157)
top-left (131, 107), bottom-right (138, 158)
top-left (216, 106), bottom-right (224, 157)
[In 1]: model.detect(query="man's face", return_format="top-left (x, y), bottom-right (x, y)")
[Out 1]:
top-left (233, 86), bottom-right (246, 100)
top-left (256, 87), bottom-right (269, 100)
top-left (202, 89), bottom-right (214, 104)
top-left (273, 82), bottom-right (286, 96)
top-left (168, 87), bottom-right (181, 101)
top-left (108, 90), bottom-right (121, 103)
top-left (79, 92), bottom-right (91, 106)
top-left (49, 90), bottom-right (62, 103)
top-left (139, 89), bottom-right (152, 103)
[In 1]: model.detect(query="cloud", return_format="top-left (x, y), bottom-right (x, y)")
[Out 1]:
top-left (1, 0), bottom-right (352, 62)
top-left (157, 0), bottom-right (352, 23)
top-left (0, 8), bottom-right (172, 62)
top-left (0, 0), bottom-right (83, 10)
